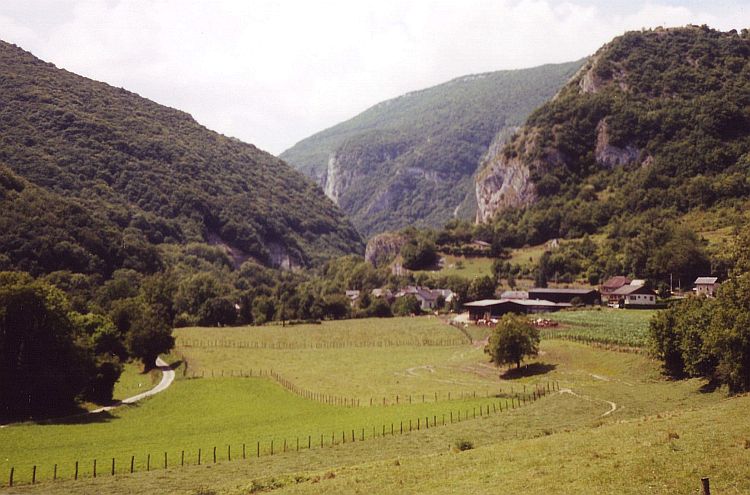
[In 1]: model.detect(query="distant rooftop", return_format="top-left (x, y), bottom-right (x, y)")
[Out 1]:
top-left (528, 288), bottom-right (598, 294)
top-left (695, 277), bottom-right (719, 285)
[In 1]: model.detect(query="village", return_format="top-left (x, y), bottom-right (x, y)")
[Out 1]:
top-left (343, 275), bottom-right (721, 325)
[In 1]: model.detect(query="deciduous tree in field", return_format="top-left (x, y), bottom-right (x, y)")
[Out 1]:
top-left (485, 314), bottom-right (540, 369)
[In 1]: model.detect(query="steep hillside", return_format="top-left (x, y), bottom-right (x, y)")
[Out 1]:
top-left (281, 61), bottom-right (584, 237)
top-left (0, 41), bottom-right (363, 276)
top-left (476, 26), bottom-right (750, 231)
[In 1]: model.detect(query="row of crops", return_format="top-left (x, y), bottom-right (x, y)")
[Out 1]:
top-left (538, 308), bottom-right (656, 348)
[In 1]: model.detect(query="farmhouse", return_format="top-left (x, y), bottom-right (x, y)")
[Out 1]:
top-left (464, 298), bottom-right (570, 321)
top-left (610, 284), bottom-right (657, 308)
top-left (600, 276), bottom-right (632, 304)
top-left (395, 286), bottom-right (453, 310)
top-left (694, 277), bottom-right (719, 297)
top-left (527, 288), bottom-right (600, 306)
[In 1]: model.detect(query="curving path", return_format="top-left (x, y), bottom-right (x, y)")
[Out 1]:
top-left (91, 356), bottom-right (175, 413)
top-left (559, 388), bottom-right (617, 417)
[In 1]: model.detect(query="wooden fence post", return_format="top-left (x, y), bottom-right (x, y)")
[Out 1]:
top-left (93, 459), bottom-right (97, 478)
top-left (182, 450), bottom-right (185, 466)
top-left (130, 456), bottom-right (134, 473)
top-left (242, 444), bottom-right (246, 460)
top-left (213, 447), bottom-right (217, 463)
top-left (111, 458), bottom-right (115, 476)
top-left (54, 464), bottom-right (57, 481)
top-left (32, 465), bottom-right (36, 484)
top-left (147, 454), bottom-right (150, 472)
top-left (228, 445), bottom-right (231, 461)
top-left (164, 452), bottom-right (168, 469)
top-left (75, 461), bottom-right (78, 480)
top-left (198, 449), bottom-right (202, 465)
top-left (8, 467), bottom-right (13, 487)
top-left (701, 478), bottom-right (711, 495)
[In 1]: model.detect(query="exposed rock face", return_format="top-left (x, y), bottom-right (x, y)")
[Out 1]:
top-left (268, 242), bottom-right (300, 271)
top-left (322, 154), bottom-right (355, 204)
top-left (595, 119), bottom-right (642, 168)
top-left (475, 154), bottom-right (535, 223)
top-left (365, 232), bottom-right (407, 267)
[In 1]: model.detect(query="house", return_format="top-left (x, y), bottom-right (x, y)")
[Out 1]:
top-left (345, 290), bottom-right (360, 306)
top-left (395, 286), bottom-right (453, 311)
top-left (694, 277), bottom-right (719, 297)
top-left (600, 276), bottom-right (632, 304)
top-left (527, 288), bottom-right (600, 306)
top-left (472, 240), bottom-right (492, 249)
top-left (464, 298), bottom-right (570, 322)
top-left (610, 284), bottom-right (657, 308)
top-left (371, 288), bottom-right (394, 302)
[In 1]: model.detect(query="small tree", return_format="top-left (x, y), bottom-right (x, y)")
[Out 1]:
top-left (485, 314), bottom-right (540, 369)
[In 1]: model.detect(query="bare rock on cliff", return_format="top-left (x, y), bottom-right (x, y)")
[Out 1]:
top-left (365, 232), bottom-right (407, 267)
top-left (594, 119), bottom-right (643, 168)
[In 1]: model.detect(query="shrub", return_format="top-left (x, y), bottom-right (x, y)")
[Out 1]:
top-left (453, 438), bottom-right (474, 451)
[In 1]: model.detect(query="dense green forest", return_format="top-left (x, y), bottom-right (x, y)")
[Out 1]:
top-left (0, 40), bottom-right (363, 277)
top-left (476, 26), bottom-right (750, 286)
top-left (281, 60), bottom-right (584, 237)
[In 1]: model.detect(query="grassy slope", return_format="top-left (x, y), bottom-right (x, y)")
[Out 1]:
top-left (0, 312), bottom-right (728, 493)
top-left (1, 340), bottom-right (728, 494)
top-left (266, 394), bottom-right (750, 495)
top-left (0, 377), bottom-right (502, 484)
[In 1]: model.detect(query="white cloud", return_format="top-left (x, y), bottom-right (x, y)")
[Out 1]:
top-left (0, 0), bottom-right (747, 154)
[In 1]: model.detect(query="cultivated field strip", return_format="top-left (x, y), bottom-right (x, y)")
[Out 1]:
top-left (1, 382), bottom-right (557, 487)
top-left (538, 309), bottom-right (655, 348)
top-left (175, 337), bottom-right (469, 349)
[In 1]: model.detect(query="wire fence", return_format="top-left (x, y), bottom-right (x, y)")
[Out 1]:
top-left (2, 381), bottom-right (559, 487)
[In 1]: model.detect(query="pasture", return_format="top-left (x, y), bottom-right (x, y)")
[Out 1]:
top-left (0, 314), bottom-right (729, 494)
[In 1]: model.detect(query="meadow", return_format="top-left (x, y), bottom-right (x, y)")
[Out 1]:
top-left (0, 314), bottom-right (729, 494)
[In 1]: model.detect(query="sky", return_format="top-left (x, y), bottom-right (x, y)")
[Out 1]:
top-left (1, 1), bottom-right (748, 155)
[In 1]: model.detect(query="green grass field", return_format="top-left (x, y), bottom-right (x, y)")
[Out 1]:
top-left (540, 308), bottom-right (656, 347)
top-left (111, 363), bottom-right (162, 402)
top-left (0, 313), bottom-right (734, 494)
top-left (415, 254), bottom-right (494, 280)
top-left (176, 316), bottom-right (468, 349)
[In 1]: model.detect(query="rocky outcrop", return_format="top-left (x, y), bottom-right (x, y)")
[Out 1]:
top-left (365, 232), bottom-right (407, 267)
top-left (594, 119), bottom-right (642, 168)
top-left (475, 127), bottom-right (557, 223)
top-left (475, 155), bottom-right (535, 223)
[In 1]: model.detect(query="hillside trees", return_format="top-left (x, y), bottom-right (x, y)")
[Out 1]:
top-left (649, 227), bottom-right (750, 393)
top-left (0, 272), bottom-right (89, 419)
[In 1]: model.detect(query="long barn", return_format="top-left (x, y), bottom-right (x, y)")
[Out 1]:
top-left (464, 299), bottom-right (571, 321)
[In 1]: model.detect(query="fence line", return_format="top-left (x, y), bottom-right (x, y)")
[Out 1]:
top-left (175, 338), bottom-right (468, 350)
top-left (184, 367), bottom-right (532, 409)
top-left (1, 381), bottom-right (559, 487)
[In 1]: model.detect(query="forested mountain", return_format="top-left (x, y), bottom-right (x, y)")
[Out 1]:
top-left (280, 61), bottom-right (584, 237)
top-left (472, 26), bottom-right (750, 284)
top-left (0, 41), bottom-right (363, 278)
